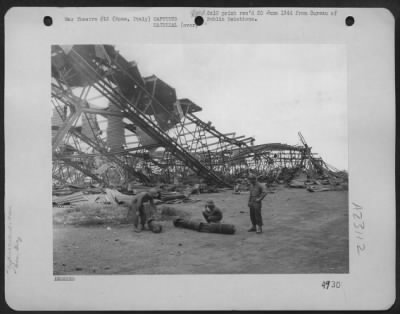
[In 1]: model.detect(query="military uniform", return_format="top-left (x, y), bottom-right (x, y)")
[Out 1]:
top-left (202, 206), bottom-right (223, 223)
top-left (127, 191), bottom-right (156, 231)
top-left (248, 181), bottom-right (266, 229)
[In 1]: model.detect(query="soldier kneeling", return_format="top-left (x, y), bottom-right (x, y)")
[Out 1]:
top-left (202, 200), bottom-right (223, 223)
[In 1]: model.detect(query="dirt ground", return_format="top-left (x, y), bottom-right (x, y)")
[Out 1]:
top-left (53, 187), bottom-right (348, 274)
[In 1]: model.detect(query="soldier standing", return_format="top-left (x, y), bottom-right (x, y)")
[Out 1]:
top-left (247, 174), bottom-right (267, 233)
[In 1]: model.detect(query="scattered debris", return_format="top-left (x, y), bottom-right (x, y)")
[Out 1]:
top-left (307, 186), bottom-right (333, 192)
top-left (288, 179), bottom-right (306, 188)
top-left (160, 192), bottom-right (187, 202)
top-left (52, 192), bottom-right (88, 205)
top-left (104, 188), bottom-right (134, 205)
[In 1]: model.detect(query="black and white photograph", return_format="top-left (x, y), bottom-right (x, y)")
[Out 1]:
top-left (51, 44), bottom-right (349, 275)
top-left (4, 6), bottom-right (395, 311)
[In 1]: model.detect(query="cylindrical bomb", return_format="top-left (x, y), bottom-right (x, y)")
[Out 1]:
top-left (173, 218), bottom-right (202, 231)
top-left (199, 223), bottom-right (236, 235)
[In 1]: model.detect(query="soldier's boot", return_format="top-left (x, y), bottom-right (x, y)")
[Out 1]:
top-left (248, 225), bottom-right (256, 232)
top-left (134, 224), bottom-right (142, 233)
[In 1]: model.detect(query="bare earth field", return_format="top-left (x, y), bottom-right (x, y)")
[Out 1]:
top-left (53, 187), bottom-right (348, 274)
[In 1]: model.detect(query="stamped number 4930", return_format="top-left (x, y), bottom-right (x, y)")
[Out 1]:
top-left (322, 280), bottom-right (341, 289)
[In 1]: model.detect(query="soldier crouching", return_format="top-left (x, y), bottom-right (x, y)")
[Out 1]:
top-left (127, 188), bottom-right (162, 233)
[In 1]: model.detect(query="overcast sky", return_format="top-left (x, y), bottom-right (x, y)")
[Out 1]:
top-left (116, 44), bottom-right (347, 170)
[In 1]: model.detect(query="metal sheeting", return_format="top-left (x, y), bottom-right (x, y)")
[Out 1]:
top-left (144, 75), bottom-right (177, 114)
top-left (178, 98), bottom-right (202, 114)
top-left (154, 111), bottom-right (180, 131)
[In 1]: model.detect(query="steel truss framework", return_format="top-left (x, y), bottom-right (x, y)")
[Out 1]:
top-left (51, 45), bottom-right (332, 188)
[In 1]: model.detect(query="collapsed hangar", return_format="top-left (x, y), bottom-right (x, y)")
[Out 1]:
top-left (51, 45), bottom-right (342, 188)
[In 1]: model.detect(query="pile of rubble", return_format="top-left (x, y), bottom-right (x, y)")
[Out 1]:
top-left (53, 192), bottom-right (88, 206)
top-left (287, 169), bottom-right (348, 192)
top-left (52, 182), bottom-right (209, 208)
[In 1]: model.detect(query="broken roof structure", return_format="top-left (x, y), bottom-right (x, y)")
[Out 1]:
top-left (51, 45), bottom-right (345, 188)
